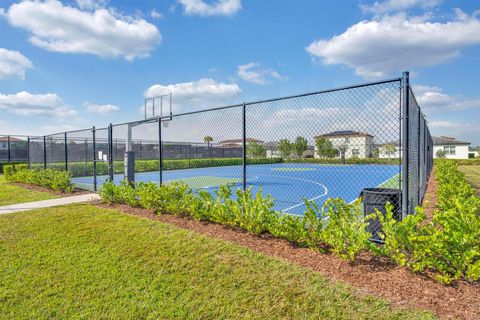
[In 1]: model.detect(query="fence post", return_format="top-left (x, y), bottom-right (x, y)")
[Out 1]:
top-left (108, 124), bottom-right (114, 181)
top-left (7, 135), bottom-right (11, 163)
top-left (43, 136), bottom-right (47, 169)
top-left (158, 118), bottom-right (163, 186)
top-left (27, 136), bottom-right (30, 169)
top-left (242, 103), bottom-right (247, 191)
top-left (93, 126), bottom-right (97, 191)
top-left (401, 71), bottom-right (410, 220)
top-left (64, 132), bottom-right (68, 171)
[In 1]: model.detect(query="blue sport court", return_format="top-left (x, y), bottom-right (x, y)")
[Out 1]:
top-left (73, 163), bottom-right (399, 215)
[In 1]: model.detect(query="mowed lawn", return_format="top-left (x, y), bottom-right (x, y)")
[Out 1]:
top-left (0, 204), bottom-right (435, 319)
top-left (0, 175), bottom-right (57, 206)
top-left (459, 165), bottom-right (480, 196)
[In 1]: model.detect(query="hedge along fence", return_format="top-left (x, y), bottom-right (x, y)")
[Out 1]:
top-left (283, 158), bottom-right (401, 165)
top-left (42, 157), bottom-right (283, 177)
top-left (0, 161), bottom-right (27, 173)
top-left (433, 158), bottom-right (480, 166)
top-left (3, 164), bottom-right (74, 193)
top-left (98, 159), bottom-right (480, 285)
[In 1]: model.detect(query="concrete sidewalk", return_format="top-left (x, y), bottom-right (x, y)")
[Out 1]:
top-left (0, 193), bottom-right (100, 215)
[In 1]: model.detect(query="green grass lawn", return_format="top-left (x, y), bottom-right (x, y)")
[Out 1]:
top-left (0, 175), bottom-right (57, 206)
top-left (459, 165), bottom-right (480, 196)
top-left (0, 204), bottom-right (434, 319)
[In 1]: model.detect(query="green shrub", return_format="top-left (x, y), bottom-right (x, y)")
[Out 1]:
top-left (6, 168), bottom-right (74, 193)
top-left (321, 198), bottom-right (372, 261)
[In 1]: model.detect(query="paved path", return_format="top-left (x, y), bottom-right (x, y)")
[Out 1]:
top-left (0, 194), bottom-right (100, 215)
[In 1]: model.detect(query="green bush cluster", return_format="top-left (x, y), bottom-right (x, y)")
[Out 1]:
top-left (434, 158), bottom-right (480, 166)
top-left (100, 181), bottom-right (374, 262)
top-left (99, 159), bottom-right (480, 284)
top-left (4, 165), bottom-right (74, 193)
top-left (373, 159), bottom-right (480, 284)
top-left (0, 162), bottom-right (27, 173)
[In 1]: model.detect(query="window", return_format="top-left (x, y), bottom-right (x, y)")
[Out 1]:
top-left (444, 146), bottom-right (456, 155)
top-left (352, 149), bottom-right (360, 157)
top-left (344, 138), bottom-right (350, 144)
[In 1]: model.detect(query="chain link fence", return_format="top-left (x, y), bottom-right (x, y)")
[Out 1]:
top-left (2, 72), bottom-right (432, 225)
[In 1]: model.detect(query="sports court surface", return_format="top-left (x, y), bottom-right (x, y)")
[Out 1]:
top-left (73, 163), bottom-right (399, 215)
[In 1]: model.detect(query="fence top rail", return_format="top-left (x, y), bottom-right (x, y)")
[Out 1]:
top-left (157, 77), bottom-right (403, 121)
top-left (5, 75), bottom-right (403, 138)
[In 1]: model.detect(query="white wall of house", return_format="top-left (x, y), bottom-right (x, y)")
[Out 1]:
top-left (433, 145), bottom-right (469, 159)
top-left (379, 145), bottom-right (401, 159)
top-left (315, 136), bottom-right (373, 159)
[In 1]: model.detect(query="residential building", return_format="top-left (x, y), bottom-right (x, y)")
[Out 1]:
top-left (433, 136), bottom-right (470, 159)
top-left (313, 130), bottom-right (374, 159)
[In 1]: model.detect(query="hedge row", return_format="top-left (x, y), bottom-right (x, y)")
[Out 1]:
top-left (3, 165), bottom-right (74, 193)
top-left (98, 159), bottom-right (480, 284)
top-left (35, 157), bottom-right (283, 177)
top-left (434, 158), bottom-right (480, 165)
top-left (283, 158), bottom-right (400, 165)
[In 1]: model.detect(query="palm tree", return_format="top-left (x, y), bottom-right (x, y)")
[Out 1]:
top-left (203, 136), bottom-right (213, 147)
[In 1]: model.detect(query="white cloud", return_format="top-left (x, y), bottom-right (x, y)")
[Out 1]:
top-left (145, 78), bottom-right (241, 112)
top-left (306, 10), bottom-right (480, 79)
top-left (76, 0), bottom-right (108, 10)
top-left (84, 102), bottom-right (119, 114)
top-left (0, 48), bottom-right (33, 80)
top-left (414, 85), bottom-right (480, 111)
top-left (361, 0), bottom-right (441, 15)
top-left (237, 62), bottom-right (284, 85)
top-left (178, 0), bottom-right (241, 16)
top-left (150, 9), bottom-right (163, 19)
top-left (5, 0), bottom-right (161, 60)
top-left (0, 91), bottom-right (76, 117)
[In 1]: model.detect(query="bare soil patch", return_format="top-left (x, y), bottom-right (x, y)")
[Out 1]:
top-left (95, 201), bottom-right (480, 320)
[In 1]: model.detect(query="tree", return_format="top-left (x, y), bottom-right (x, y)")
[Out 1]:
top-left (436, 149), bottom-right (446, 158)
top-left (294, 136), bottom-right (308, 158)
top-left (203, 136), bottom-right (213, 147)
top-left (278, 139), bottom-right (293, 158)
top-left (315, 137), bottom-right (338, 159)
top-left (246, 141), bottom-right (266, 158)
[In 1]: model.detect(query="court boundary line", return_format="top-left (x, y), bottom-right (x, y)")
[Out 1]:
top-left (258, 173), bottom-right (328, 213)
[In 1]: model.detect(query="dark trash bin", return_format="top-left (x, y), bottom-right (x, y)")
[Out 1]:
top-left (360, 188), bottom-right (401, 241)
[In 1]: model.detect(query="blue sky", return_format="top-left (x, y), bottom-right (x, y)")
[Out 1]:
top-left (0, 0), bottom-right (479, 144)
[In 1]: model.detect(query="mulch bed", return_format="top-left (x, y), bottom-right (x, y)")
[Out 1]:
top-left (9, 182), bottom-right (90, 197)
top-left (95, 201), bottom-right (480, 320)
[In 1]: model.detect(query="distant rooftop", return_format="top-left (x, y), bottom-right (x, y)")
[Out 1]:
top-left (0, 136), bottom-right (24, 142)
top-left (432, 136), bottom-right (470, 146)
top-left (314, 130), bottom-right (373, 139)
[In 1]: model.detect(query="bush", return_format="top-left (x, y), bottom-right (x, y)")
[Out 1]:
top-left (97, 159), bottom-right (480, 284)
top-left (373, 160), bottom-right (480, 284)
top-left (6, 168), bottom-right (74, 193)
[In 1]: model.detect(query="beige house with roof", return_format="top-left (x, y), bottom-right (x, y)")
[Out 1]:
top-left (314, 130), bottom-right (374, 159)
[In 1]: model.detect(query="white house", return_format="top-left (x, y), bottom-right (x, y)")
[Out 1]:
top-left (314, 130), bottom-right (374, 159)
top-left (433, 136), bottom-right (470, 159)
top-left (378, 141), bottom-right (401, 159)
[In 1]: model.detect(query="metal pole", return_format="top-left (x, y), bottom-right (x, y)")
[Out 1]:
top-left (43, 136), bottom-right (47, 169)
top-left (242, 103), bottom-right (247, 190)
top-left (7, 135), bottom-right (11, 163)
top-left (93, 127), bottom-right (97, 191)
top-left (401, 71), bottom-right (410, 219)
top-left (158, 118), bottom-right (163, 185)
top-left (64, 132), bottom-right (68, 171)
top-left (27, 136), bottom-right (30, 169)
top-left (108, 124), bottom-right (114, 181)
